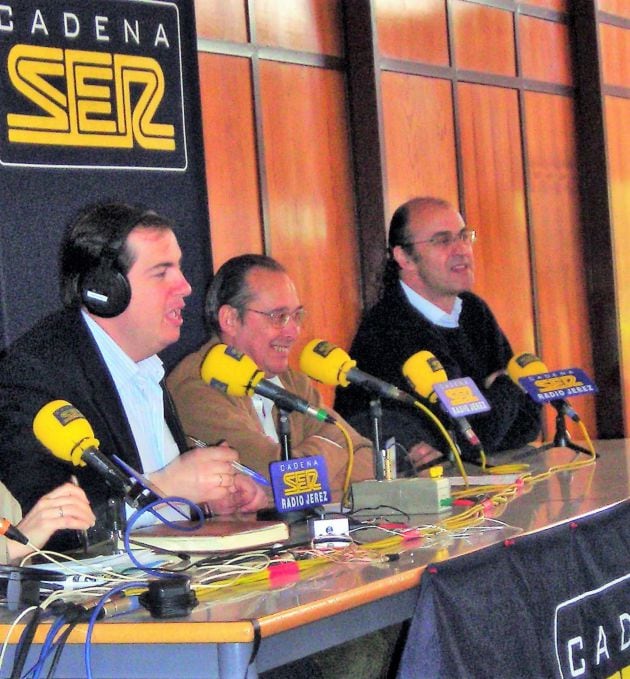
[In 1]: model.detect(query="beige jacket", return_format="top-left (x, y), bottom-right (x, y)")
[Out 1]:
top-left (167, 338), bottom-right (374, 500)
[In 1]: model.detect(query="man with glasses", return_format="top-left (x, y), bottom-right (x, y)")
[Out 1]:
top-left (335, 196), bottom-right (541, 468)
top-left (168, 254), bottom-right (374, 498)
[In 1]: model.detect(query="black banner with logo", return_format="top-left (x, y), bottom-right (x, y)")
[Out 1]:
top-left (0, 0), bottom-right (210, 367)
top-left (399, 500), bottom-right (630, 678)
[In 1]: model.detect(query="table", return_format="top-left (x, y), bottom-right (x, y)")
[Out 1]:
top-left (1, 441), bottom-right (628, 678)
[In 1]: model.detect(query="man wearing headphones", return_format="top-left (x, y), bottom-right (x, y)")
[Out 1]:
top-left (0, 202), bottom-right (267, 551)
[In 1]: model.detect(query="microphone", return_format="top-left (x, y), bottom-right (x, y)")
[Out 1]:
top-left (200, 344), bottom-right (336, 424)
top-left (299, 339), bottom-right (417, 406)
top-left (33, 401), bottom-right (158, 507)
top-left (401, 350), bottom-right (447, 404)
top-left (507, 352), bottom-right (579, 421)
top-left (403, 351), bottom-right (483, 449)
top-left (0, 518), bottom-right (29, 545)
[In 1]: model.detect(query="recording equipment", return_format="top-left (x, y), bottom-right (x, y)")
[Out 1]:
top-left (33, 400), bottom-right (159, 508)
top-left (402, 350), bottom-right (447, 404)
top-left (0, 518), bottom-right (29, 545)
top-left (506, 352), bottom-right (548, 379)
top-left (507, 352), bottom-right (596, 457)
top-left (299, 339), bottom-right (417, 406)
top-left (200, 343), bottom-right (335, 424)
top-left (403, 351), bottom-right (484, 450)
top-left (507, 352), bottom-right (579, 421)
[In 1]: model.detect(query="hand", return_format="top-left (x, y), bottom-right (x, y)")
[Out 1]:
top-left (149, 445), bottom-right (239, 505)
top-left (408, 442), bottom-right (443, 474)
top-left (7, 482), bottom-right (96, 562)
top-left (210, 474), bottom-right (270, 516)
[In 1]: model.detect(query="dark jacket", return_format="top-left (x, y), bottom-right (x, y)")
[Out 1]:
top-left (334, 285), bottom-right (541, 467)
top-left (0, 308), bottom-right (187, 550)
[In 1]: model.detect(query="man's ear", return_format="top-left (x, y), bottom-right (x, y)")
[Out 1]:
top-left (217, 304), bottom-right (239, 336)
top-left (392, 245), bottom-right (414, 272)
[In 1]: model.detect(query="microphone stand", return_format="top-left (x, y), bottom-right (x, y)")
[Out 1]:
top-left (537, 403), bottom-right (593, 456)
top-left (257, 407), bottom-right (319, 525)
top-left (369, 398), bottom-right (385, 481)
top-left (277, 407), bottom-right (292, 461)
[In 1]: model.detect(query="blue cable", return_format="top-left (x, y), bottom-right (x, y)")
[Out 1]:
top-left (84, 582), bottom-right (145, 679)
top-left (123, 496), bottom-right (203, 577)
top-left (24, 615), bottom-right (65, 679)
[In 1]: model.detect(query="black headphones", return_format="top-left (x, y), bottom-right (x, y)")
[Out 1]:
top-left (78, 210), bottom-right (147, 318)
top-left (80, 243), bottom-right (131, 318)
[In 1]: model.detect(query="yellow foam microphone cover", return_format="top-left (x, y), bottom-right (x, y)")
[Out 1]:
top-left (402, 350), bottom-right (448, 403)
top-left (33, 400), bottom-right (99, 467)
top-left (507, 352), bottom-right (549, 384)
top-left (298, 339), bottom-right (357, 388)
top-left (200, 343), bottom-right (264, 397)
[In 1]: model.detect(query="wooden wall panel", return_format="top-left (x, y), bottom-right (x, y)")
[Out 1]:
top-left (524, 92), bottom-right (596, 433)
top-left (457, 83), bottom-right (535, 356)
top-left (597, 0), bottom-right (630, 18)
top-left (374, 0), bottom-right (449, 65)
top-left (519, 16), bottom-right (572, 85)
top-left (605, 95), bottom-right (630, 431)
top-left (193, 0), bottom-right (623, 436)
top-left (194, 0), bottom-right (248, 42)
top-left (600, 24), bottom-right (630, 88)
top-left (258, 61), bottom-right (360, 389)
top-left (254, 0), bottom-right (343, 56)
top-left (519, 0), bottom-right (567, 11)
top-left (198, 54), bottom-right (263, 269)
top-left (381, 73), bottom-right (459, 217)
top-left (452, 2), bottom-right (516, 76)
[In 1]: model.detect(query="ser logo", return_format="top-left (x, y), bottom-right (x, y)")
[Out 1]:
top-left (7, 44), bottom-right (174, 151)
top-left (443, 385), bottom-right (476, 406)
top-left (270, 455), bottom-right (331, 511)
top-left (283, 469), bottom-right (322, 496)
top-left (535, 374), bottom-right (583, 393)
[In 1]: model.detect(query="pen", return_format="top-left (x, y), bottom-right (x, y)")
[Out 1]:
top-left (186, 435), bottom-right (271, 487)
top-left (231, 460), bottom-right (272, 487)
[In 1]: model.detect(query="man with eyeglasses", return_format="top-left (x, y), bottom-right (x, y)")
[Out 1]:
top-left (335, 196), bottom-right (541, 468)
top-left (167, 254), bottom-right (374, 498)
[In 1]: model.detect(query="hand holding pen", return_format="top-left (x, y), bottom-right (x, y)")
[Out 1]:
top-left (185, 436), bottom-right (271, 515)
top-left (187, 435), bottom-right (271, 487)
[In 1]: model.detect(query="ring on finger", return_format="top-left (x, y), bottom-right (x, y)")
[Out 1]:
top-left (58, 506), bottom-right (64, 518)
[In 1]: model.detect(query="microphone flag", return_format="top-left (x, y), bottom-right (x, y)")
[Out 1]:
top-left (268, 455), bottom-right (331, 513)
top-left (403, 352), bottom-right (490, 416)
top-left (433, 377), bottom-right (491, 418)
top-left (514, 368), bottom-right (598, 405)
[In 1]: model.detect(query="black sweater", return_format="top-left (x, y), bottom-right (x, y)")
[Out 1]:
top-left (334, 285), bottom-right (541, 465)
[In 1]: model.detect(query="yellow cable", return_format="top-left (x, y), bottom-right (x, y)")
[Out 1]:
top-left (158, 422), bottom-right (601, 603)
top-left (478, 448), bottom-right (529, 475)
top-left (334, 420), bottom-right (355, 506)
top-left (411, 400), bottom-right (469, 484)
top-left (577, 419), bottom-right (596, 454)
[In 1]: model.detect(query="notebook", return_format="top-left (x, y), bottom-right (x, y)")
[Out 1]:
top-left (130, 516), bottom-right (289, 553)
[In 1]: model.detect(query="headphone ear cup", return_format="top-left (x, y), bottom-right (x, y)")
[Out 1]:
top-left (80, 263), bottom-right (131, 318)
